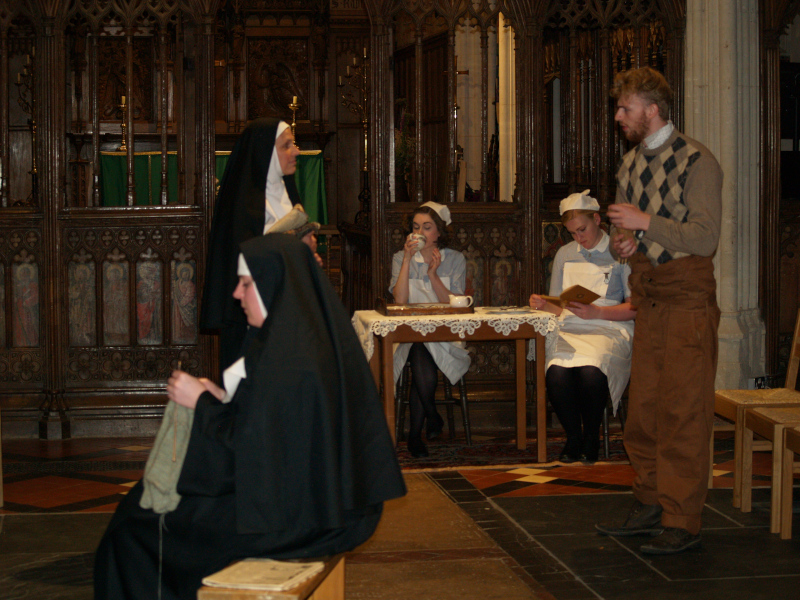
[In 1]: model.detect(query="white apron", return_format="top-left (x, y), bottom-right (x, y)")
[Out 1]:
top-left (392, 271), bottom-right (471, 386)
top-left (547, 261), bottom-right (634, 412)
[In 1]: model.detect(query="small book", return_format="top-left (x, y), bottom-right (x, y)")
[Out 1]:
top-left (542, 284), bottom-right (600, 306)
top-left (201, 558), bottom-right (325, 591)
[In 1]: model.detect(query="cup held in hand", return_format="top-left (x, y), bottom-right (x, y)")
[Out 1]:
top-left (408, 233), bottom-right (426, 252)
top-left (449, 294), bottom-right (473, 308)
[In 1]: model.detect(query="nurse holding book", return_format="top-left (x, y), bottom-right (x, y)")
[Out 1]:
top-left (529, 190), bottom-right (636, 462)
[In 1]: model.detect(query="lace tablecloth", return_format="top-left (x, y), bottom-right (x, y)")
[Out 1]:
top-left (352, 307), bottom-right (557, 362)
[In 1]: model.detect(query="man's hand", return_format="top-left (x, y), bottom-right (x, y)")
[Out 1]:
top-left (612, 231), bottom-right (638, 259)
top-left (608, 203), bottom-right (651, 232)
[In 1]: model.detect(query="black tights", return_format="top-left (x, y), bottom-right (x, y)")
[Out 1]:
top-left (546, 365), bottom-right (609, 444)
top-left (407, 343), bottom-right (441, 440)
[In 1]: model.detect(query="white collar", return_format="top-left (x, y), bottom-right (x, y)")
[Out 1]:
top-left (578, 230), bottom-right (609, 255)
top-left (643, 120), bottom-right (674, 149)
top-left (222, 357), bottom-right (246, 403)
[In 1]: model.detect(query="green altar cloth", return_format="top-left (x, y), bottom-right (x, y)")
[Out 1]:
top-left (100, 150), bottom-right (327, 225)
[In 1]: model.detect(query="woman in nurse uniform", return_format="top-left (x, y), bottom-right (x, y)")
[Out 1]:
top-left (530, 190), bottom-right (636, 463)
top-left (389, 202), bottom-right (470, 458)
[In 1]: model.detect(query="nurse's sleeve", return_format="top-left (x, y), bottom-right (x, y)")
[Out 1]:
top-left (448, 251), bottom-right (466, 295)
top-left (388, 251), bottom-right (403, 294)
top-left (621, 262), bottom-right (632, 299)
top-left (548, 248), bottom-right (566, 296)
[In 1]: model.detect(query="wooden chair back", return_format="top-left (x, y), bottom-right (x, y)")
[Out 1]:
top-left (786, 308), bottom-right (800, 390)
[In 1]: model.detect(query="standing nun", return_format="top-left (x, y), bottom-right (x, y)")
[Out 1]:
top-left (201, 118), bottom-right (301, 374)
top-left (95, 234), bottom-right (406, 600)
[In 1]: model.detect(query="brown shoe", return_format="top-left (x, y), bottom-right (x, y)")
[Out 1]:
top-left (595, 500), bottom-right (664, 537)
top-left (640, 527), bottom-right (701, 555)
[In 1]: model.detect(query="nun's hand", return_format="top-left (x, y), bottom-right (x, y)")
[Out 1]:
top-left (167, 370), bottom-right (204, 409)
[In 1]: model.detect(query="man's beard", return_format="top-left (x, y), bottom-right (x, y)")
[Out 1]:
top-left (624, 113), bottom-right (650, 144)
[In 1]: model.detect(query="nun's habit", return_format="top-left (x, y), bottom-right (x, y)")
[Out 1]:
top-left (201, 119), bottom-right (301, 373)
top-left (95, 235), bottom-right (406, 600)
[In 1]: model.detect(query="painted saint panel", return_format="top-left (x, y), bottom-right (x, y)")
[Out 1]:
top-left (464, 254), bottom-right (485, 307)
top-left (171, 260), bottom-right (197, 344)
top-left (103, 262), bottom-right (130, 346)
top-left (12, 262), bottom-right (39, 347)
top-left (136, 261), bottom-right (163, 345)
top-left (490, 257), bottom-right (516, 306)
top-left (69, 262), bottom-right (97, 346)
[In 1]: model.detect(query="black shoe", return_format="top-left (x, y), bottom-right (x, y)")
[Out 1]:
top-left (595, 500), bottom-right (664, 537)
top-left (640, 527), bottom-right (701, 555)
top-left (407, 437), bottom-right (429, 458)
top-left (426, 413), bottom-right (445, 441)
top-left (559, 439), bottom-right (583, 463)
top-left (581, 438), bottom-right (600, 463)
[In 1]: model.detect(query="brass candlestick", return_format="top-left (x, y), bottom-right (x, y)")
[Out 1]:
top-left (119, 96), bottom-right (128, 151)
top-left (289, 96), bottom-right (299, 137)
top-left (14, 47), bottom-right (38, 206)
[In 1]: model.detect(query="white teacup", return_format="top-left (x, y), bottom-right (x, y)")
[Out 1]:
top-left (449, 294), bottom-right (474, 308)
top-left (408, 233), bottom-right (426, 252)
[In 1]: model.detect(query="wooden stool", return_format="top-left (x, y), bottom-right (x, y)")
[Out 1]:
top-left (197, 555), bottom-right (345, 600)
top-left (780, 426), bottom-right (800, 539)
top-left (713, 388), bottom-right (800, 506)
top-left (742, 406), bottom-right (800, 533)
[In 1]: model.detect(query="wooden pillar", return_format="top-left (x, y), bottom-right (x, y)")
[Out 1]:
top-left (0, 18), bottom-right (8, 208)
top-left (762, 20), bottom-right (783, 378)
top-left (34, 3), bottom-right (70, 437)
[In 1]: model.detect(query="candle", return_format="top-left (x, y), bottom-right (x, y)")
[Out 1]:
top-left (363, 47), bottom-right (367, 58)
top-left (292, 96), bottom-right (297, 104)
top-left (346, 65), bottom-right (350, 76)
top-left (338, 75), bottom-right (342, 86)
top-left (26, 54), bottom-right (31, 65)
top-left (121, 95), bottom-right (126, 105)
top-left (352, 57), bottom-right (357, 66)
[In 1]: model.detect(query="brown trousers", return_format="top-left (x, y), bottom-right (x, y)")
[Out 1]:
top-left (624, 254), bottom-right (720, 535)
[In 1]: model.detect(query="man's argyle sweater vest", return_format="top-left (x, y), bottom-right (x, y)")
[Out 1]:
top-left (616, 132), bottom-right (702, 266)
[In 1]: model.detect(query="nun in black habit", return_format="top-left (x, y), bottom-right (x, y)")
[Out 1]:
top-left (201, 118), bottom-right (301, 374)
top-left (94, 234), bottom-right (406, 600)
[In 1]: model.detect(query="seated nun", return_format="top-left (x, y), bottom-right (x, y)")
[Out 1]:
top-left (94, 234), bottom-right (406, 600)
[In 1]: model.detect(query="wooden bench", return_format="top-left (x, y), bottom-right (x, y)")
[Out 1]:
top-left (713, 307), bottom-right (800, 505)
top-left (742, 406), bottom-right (800, 533)
top-left (779, 425), bottom-right (800, 540)
top-left (197, 554), bottom-right (345, 600)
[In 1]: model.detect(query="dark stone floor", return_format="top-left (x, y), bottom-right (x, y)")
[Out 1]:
top-left (432, 471), bottom-right (800, 600)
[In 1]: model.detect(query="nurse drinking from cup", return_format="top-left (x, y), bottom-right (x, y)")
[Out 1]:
top-left (529, 190), bottom-right (636, 463)
top-left (390, 202), bottom-right (471, 458)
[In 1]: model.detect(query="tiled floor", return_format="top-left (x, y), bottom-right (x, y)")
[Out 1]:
top-left (1, 434), bottom-right (797, 600)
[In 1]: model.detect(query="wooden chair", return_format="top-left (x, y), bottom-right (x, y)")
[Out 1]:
top-left (601, 395), bottom-right (627, 460)
top-left (197, 554), bottom-right (345, 600)
top-left (779, 425), bottom-right (800, 539)
top-left (395, 363), bottom-right (472, 446)
top-left (742, 406), bottom-right (800, 533)
top-left (714, 307), bottom-right (800, 507)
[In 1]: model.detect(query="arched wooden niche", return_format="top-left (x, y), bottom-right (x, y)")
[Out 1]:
top-left (367, 0), bottom-right (686, 299)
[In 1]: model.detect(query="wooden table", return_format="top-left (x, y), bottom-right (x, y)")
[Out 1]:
top-left (352, 308), bottom-right (556, 462)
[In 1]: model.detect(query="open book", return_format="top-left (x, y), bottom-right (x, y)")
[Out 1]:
top-left (541, 285), bottom-right (600, 306)
top-left (201, 559), bottom-right (325, 591)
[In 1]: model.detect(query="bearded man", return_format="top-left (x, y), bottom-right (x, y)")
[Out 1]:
top-left (595, 67), bottom-right (723, 555)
